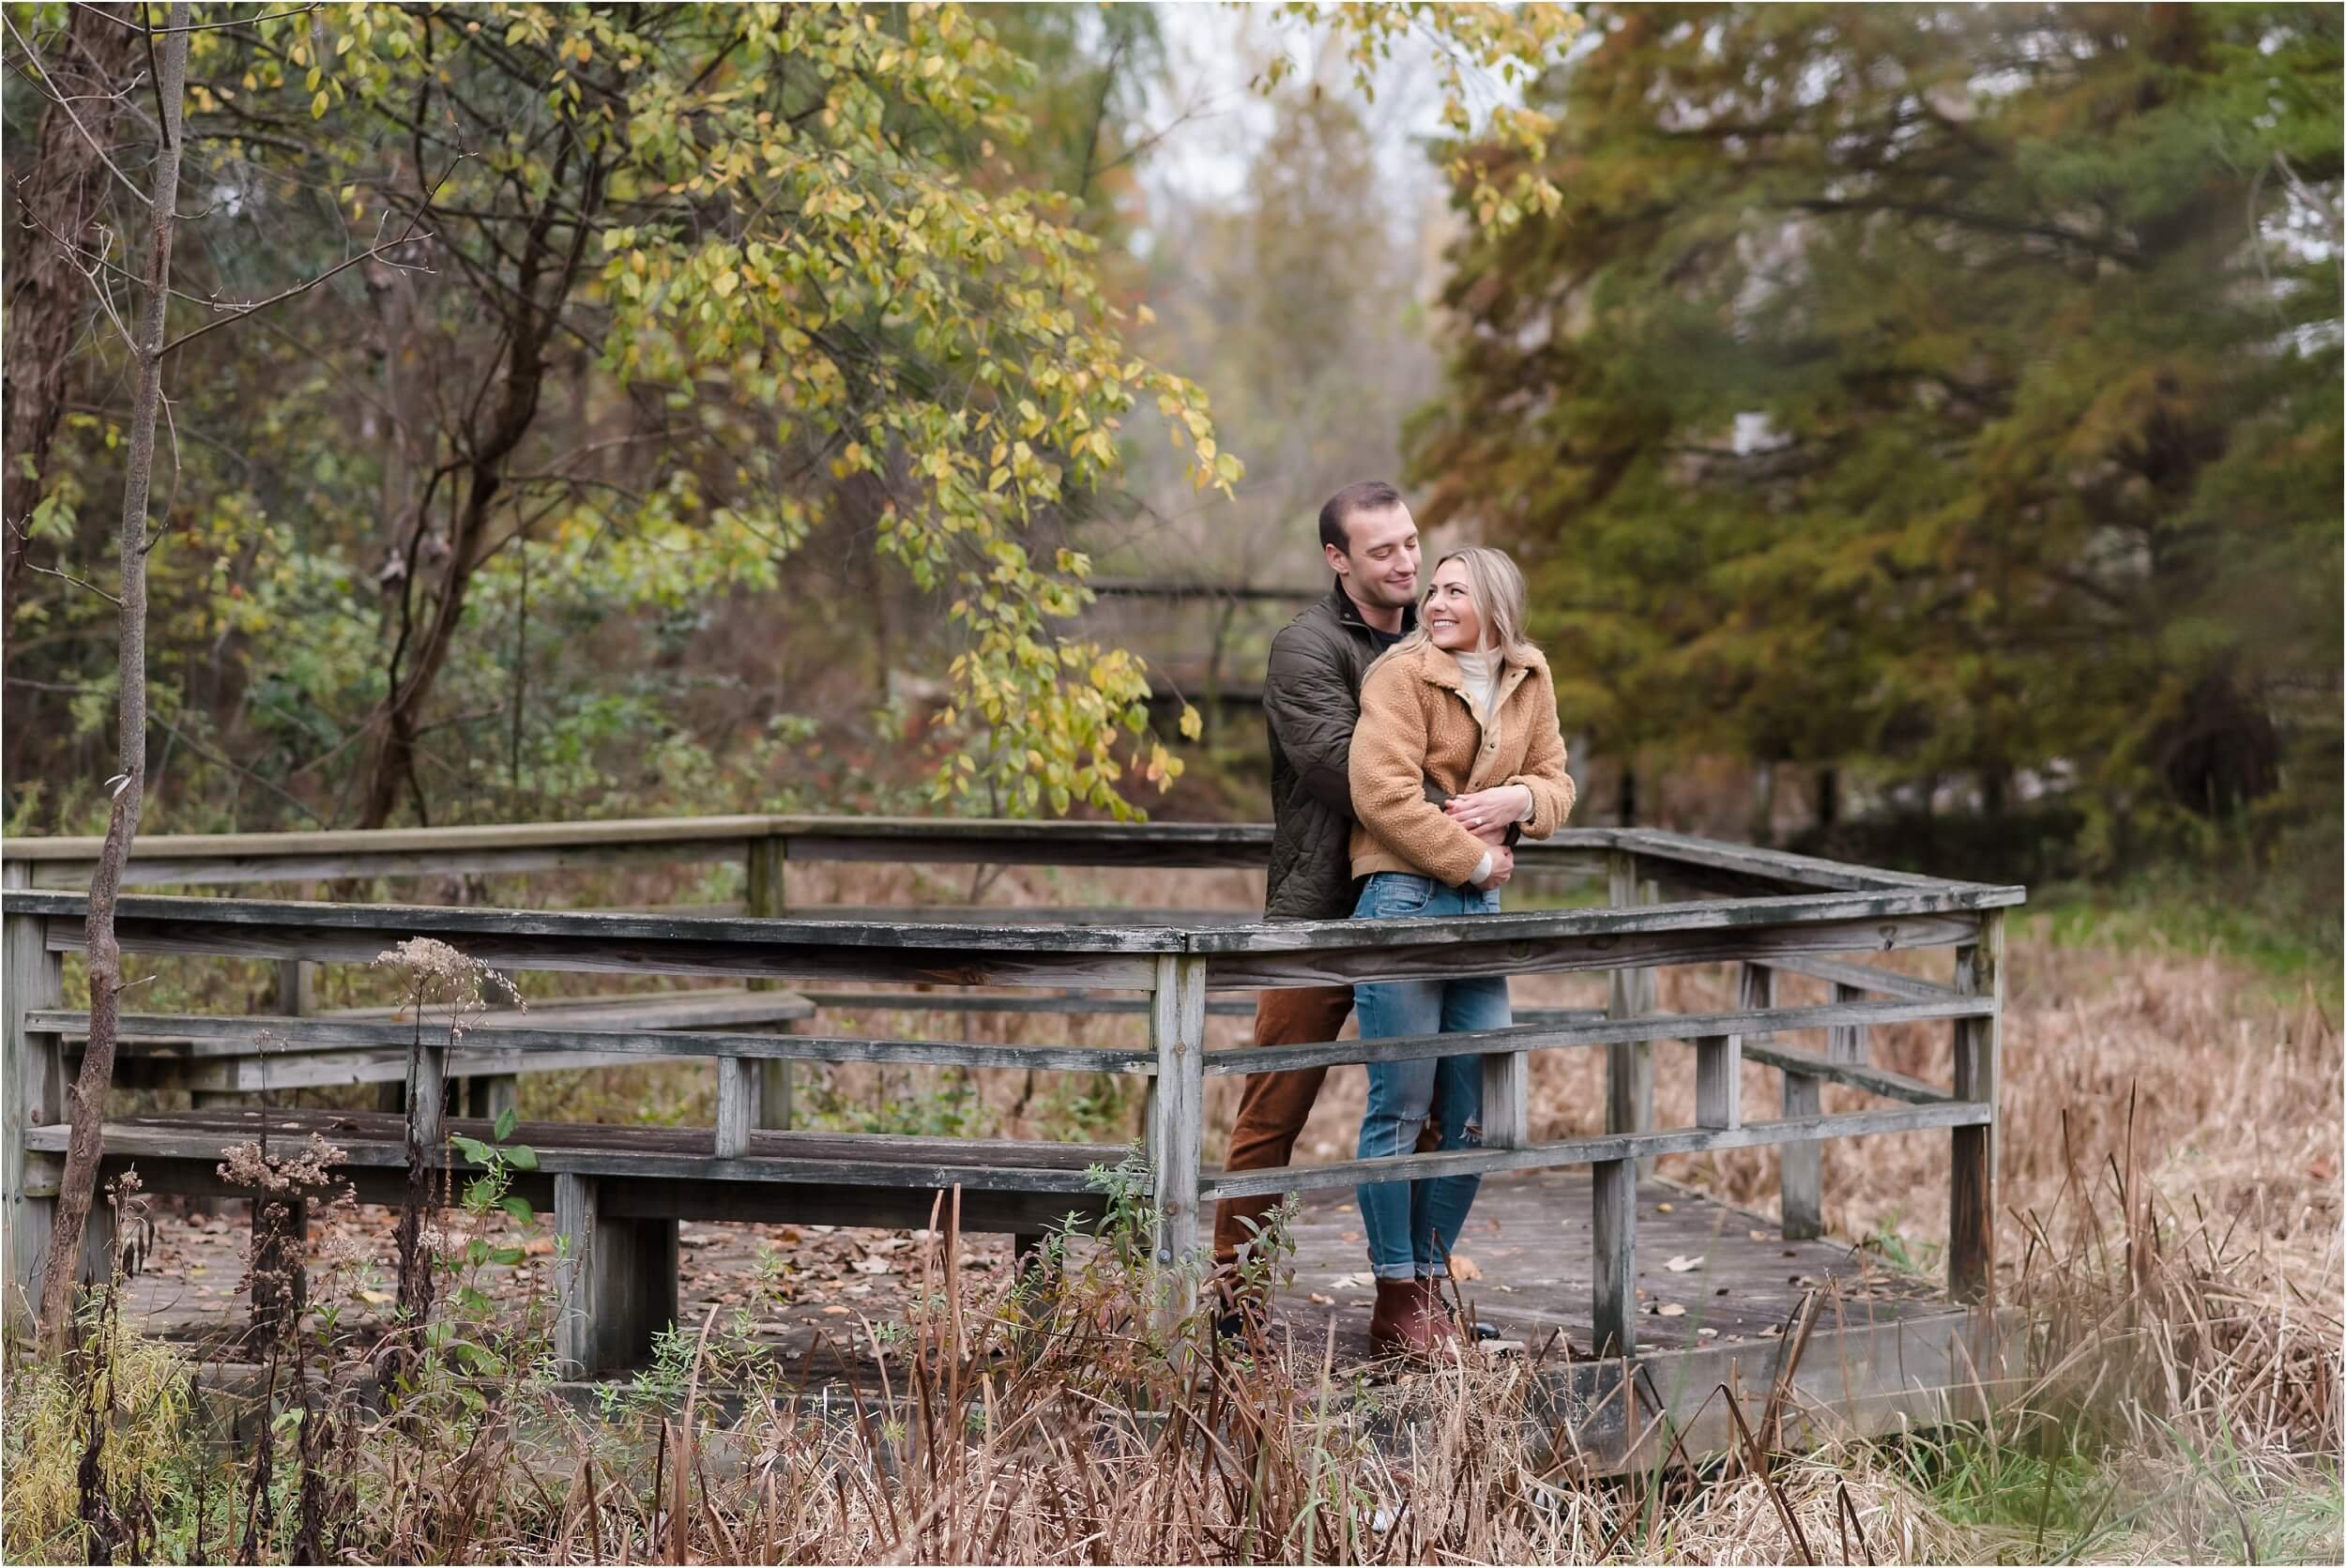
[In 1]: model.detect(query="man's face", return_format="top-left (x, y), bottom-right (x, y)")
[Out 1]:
top-left (1326, 504), bottom-right (1420, 610)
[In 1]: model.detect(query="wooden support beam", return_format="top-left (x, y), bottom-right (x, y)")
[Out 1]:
top-left (1694, 1034), bottom-right (1738, 1131)
top-left (1698, 961), bottom-right (1761, 1133)
top-left (1755, 953), bottom-right (1960, 1005)
top-left (1145, 952), bottom-right (1207, 1322)
top-left (746, 834), bottom-right (795, 1133)
top-left (1481, 1043), bottom-right (1531, 1151)
top-left (1201, 1101), bottom-right (1991, 1201)
top-left (43, 1012), bottom-right (1164, 1076)
top-left (1205, 995), bottom-right (1987, 1077)
top-left (1778, 963), bottom-right (1822, 1242)
top-left (714, 1056), bottom-right (754, 1159)
top-left (1737, 1038), bottom-right (1946, 1104)
top-left (1606, 851), bottom-right (1656, 1177)
top-left (3, 860), bottom-right (64, 1334)
top-left (1949, 913), bottom-right (2004, 1302)
top-left (1592, 1158), bottom-right (1636, 1359)
top-left (407, 1035), bottom-right (448, 1154)
top-left (553, 1172), bottom-right (678, 1375)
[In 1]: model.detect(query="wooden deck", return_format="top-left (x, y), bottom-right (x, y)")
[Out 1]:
top-left (110, 1164), bottom-right (1961, 1361)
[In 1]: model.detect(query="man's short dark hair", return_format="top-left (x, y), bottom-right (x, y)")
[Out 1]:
top-left (1318, 480), bottom-right (1406, 555)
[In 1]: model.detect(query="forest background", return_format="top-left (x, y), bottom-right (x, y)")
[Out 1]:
top-left (3, 0), bottom-right (2338, 941)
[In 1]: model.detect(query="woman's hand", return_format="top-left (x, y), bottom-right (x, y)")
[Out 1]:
top-left (1474, 845), bottom-right (1516, 889)
top-left (1445, 784), bottom-right (1532, 839)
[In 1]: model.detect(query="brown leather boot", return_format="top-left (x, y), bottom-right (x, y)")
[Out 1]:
top-left (1368, 1278), bottom-right (1434, 1358)
top-left (1418, 1275), bottom-right (1463, 1352)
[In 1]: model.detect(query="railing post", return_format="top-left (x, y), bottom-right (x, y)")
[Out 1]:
top-left (1482, 1013), bottom-right (1531, 1150)
top-left (747, 832), bottom-right (793, 1132)
top-left (1145, 952), bottom-right (1206, 1326)
top-left (461, 965), bottom-right (521, 1126)
top-left (1778, 968), bottom-right (1827, 1241)
top-left (1949, 911), bottom-right (2004, 1302)
top-left (714, 1057), bottom-right (754, 1158)
top-left (1697, 960), bottom-right (1763, 1132)
top-left (1592, 1155), bottom-right (1637, 1359)
top-left (1605, 849), bottom-right (1655, 1176)
top-left (4, 860), bottom-right (65, 1335)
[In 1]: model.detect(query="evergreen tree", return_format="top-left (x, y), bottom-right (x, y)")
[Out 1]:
top-left (1413, 3), bottom-right (2341, 856)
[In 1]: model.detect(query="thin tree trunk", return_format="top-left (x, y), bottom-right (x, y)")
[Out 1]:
top-left (357, 143), bottom-right (601, 829)
top-left (38, 3), bottom-right (190, 1360)
top-left (1, 3), bottom-right (143, 618)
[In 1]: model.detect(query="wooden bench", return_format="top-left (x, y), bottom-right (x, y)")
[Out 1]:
top-left (89, 987), bottom-right (817, 1096)
top-left (24, 1104), bottom-right (1118, 1373)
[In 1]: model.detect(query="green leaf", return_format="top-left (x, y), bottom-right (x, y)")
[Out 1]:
top-left (493, 1105), bottom-right (519, 1142)
top-left (504, 1143), bottom-right (539, 1171)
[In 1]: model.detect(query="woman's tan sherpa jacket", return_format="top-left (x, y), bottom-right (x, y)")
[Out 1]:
top-left (1348, 638), bottom-right (1577, 887)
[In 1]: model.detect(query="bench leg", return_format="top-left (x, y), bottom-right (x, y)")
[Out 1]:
top-left (1592, 1156), bottom-right (1637, 1360)
top-left (554, 1174), bottom-right (677, 1376)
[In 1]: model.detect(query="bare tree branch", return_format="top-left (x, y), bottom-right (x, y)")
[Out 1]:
top-left (24, 561), bottom-right (121, 603)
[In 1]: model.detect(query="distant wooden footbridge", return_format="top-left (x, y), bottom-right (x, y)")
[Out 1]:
top-left (2, 814), bottom-right (2021, 1468)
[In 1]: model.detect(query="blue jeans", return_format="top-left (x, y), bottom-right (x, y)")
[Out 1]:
top-left (1352, 872), bottom-right (1512, 1282)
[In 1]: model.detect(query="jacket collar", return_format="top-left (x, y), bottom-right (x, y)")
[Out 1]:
top-left (1407, 637), bottom-right (1548, 694)
top-left (1327, 576), bottom-right (1416, 639)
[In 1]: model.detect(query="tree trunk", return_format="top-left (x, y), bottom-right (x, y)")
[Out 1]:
top-left (38, 3), bottom-right (190, 1360)
top-left (356, 143), bottom-right (601, 829)
top-left (1, 3), bottom-right (144, 618)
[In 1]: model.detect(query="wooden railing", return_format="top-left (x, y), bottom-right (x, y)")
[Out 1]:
top-left (1, 817), bottom-right (2017, 1367)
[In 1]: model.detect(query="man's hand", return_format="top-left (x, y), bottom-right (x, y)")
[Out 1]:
top-left (1446, 784), bottom-right (1533, 839)
top-left (1475, 844), bottom-right (1516, 890)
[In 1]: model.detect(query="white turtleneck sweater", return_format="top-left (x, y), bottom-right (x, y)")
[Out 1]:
top-left (1453, 648), bottom-right (1531, 887)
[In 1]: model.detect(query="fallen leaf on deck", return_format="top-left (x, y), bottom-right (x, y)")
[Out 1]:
top-left (1448, 1256), bottom-right (1483, 1281)
top-left (821, 1304), bottom-right (850, 1315)
top-left (852, 1257), bottom-right (893, 1275)
top-left (358, 1288), bottom-right (393, 1305)
top-left (1665, 1254), bottom-right (1703, 1272)
top-left (1697, 1327), bottom-right (1719, 1338)
top-left (1328, 1271), bottom-right (1374, 1289)
top-left (1655, 1202), bottom-right (1673, 1213)
top-left (1655, 1302), bottom-right (1686, 1317)
top-left (1340, 1230), bottom-right (1363, 1244)
top-left (1308, 1292), bottom-right (1334, 1306)
top-left (1749, 1229), bottom-right (1771, 1242)
top-left (524, 1237), bottom-right (556, 1256)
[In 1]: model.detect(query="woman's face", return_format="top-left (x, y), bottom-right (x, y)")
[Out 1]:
top-left (1422, 559), bottom-right (1485, 651)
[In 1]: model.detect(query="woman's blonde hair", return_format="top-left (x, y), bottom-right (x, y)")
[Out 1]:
top-left (1398, 545), bottom-right (1536, 662)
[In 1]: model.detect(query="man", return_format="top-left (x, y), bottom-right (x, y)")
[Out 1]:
top-left (1212, 480), bottom-right (1514, 1297)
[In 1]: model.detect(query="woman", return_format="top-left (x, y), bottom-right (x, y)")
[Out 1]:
top-left (1346, 546), bottom-right (1577, 1356)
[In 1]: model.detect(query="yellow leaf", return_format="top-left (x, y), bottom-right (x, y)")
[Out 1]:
top-left (312, 89), bottom-right (329, 119)
top-left (1178, 705), bottom-right (1202, 741)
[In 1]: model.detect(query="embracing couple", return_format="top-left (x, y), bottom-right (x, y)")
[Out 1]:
top-left (1214, 480), bottom-right (1576, 1360)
